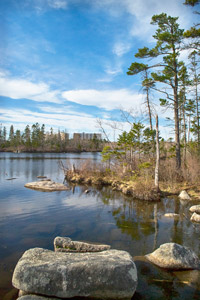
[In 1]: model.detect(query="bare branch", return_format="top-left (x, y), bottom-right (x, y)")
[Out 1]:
top-left (96, 119), bottom-right (114, 149)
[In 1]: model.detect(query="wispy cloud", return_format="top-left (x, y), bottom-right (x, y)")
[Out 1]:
top-left (62, 88), bottom-right (145, 111)
top-left (0, 73), bottom-right (61, 103)
top-left (92, 0), bottom-right (194, 41)
top-left (47, 0), bottom-right (68, 10)
top-left (27, 0), bottom-right (69, 13)
top-left (112, 42), bottom-right (131, 57)
top-left (97, 61), bottom-right (123, 83)
top-left (38, 105), bottom-right (92, 118)
top-left (0, 107), bottom-right (108, 135)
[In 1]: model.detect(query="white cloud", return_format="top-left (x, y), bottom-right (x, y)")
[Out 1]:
top-left (47, 0), bottom-right (68, 10)
top-left (105, 66), bottom-right (122, 76)
top-left (97, 60), bottom-right (123, 83)
top-left (29, 0), bottom-right (68, 12)
top-left (113, 42), bottom-right (131, 57)
top-left (179, 48), bottom-right (193, 65)
top-left (93, 0), bottom-right (194, 41)
top-left (97, 77), bottom-right (113, 83)
top-left (62, 88), bottom-right (145, 111)
top-left (0, 74), bottom-right (61, 103)
top-left (38, 105), bottom-right (92, 118)
top-left (0, 107), bottom-right (103, 135)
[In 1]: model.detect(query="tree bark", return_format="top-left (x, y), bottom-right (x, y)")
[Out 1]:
top-left (155, 114), bottom-right (160, 192)
top-left (144, 70), bottom-right (153, 131)
top-left (195, 76), bottom-right (200, 145)
top-left (183, 105), bottom-right (187, 164)
top-left (174, 65), bottom-right (181, 170)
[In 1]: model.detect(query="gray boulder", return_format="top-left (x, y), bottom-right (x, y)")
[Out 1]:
top-left (190, 212), bottom-right (200, 223)
top-left (13, 247), bottom-right (137, 300)
top-left (24, 180), bottom-right (69, 191)
top-left (178, 190), bottom-right (191, 200)
top-left (146, 243), bottom-right (199, 270)
top-left (54, 236), bottom-right (110, 252)
top-left (189, 205), bottom-right (200, 213)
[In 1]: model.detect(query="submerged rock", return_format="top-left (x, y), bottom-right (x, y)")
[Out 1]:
top-left (24, 180), bottom-right (69, 191)
top-left (85, 189), bottom-right (90, 194)
top-left (54, 236), bottom-right (110, 252)
top-left (190, 212), bottom-right (200, 223)
top-left (174, 269), bottom-right (200, 288)
top-left (179, 190), bottom-right (191, 200)
top-left (189, 205), bottom-right (200, 214)
top-left (12, 247), bottom-right (137, 300)
top-left (164, 213), bottom-right (180, 218)
top-left (146, 243), bottom-right (199, 270)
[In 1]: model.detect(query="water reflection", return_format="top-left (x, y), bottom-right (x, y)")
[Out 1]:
top-left (0, 153), bottom-right (200, 300)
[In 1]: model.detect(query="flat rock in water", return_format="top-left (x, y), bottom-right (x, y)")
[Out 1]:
top-left (190, 212), bottom-right (200, 223)
top-left (145, 243), bottom-right (199, 270)
top-left (164, 213), bottom-right (179, 218)
top-left (178, 190), bottom-right (191, 200)
top-left (189, 205), bottom-right (200, 214)
top-left (12, 247), bottom-right (137, 300)
top-left (24, 180), bottom-right (69, 191)
top-left (37, 176), bottom-right (47, 179)
top-left (54, 236), bottom-right (111, 252)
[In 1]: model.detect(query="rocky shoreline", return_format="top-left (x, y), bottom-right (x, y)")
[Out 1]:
top-left (64, 166), bottom-right (200, 204)
top-left (65, 171), bottom-right (161, 201)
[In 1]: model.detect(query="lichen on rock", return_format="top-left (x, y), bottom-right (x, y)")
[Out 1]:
top-left (12, 247), bottom-right (137, 300)
top-left (146, 243), bottom-right (199, 270)
top-left (54, 236), bottom-right (110, 253)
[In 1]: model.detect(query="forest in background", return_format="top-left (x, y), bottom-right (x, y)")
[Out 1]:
top-left (0, 123), bottom-right (104, 152)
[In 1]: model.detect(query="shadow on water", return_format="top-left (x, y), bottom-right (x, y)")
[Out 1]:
top-left (0, 153), bottom-right (200, 299)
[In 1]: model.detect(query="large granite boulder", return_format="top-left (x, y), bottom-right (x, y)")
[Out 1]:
top-left (145, 243), bottom-right (199, 270)
top-left (190, 212), bottom-right (200, 223)
top-left (178, 190), bottom-right (191, 200)
top-left (24, 180), bottom-right (69, 191)
top-left (12, 248), bottom-right (137, 299)
top-left (54, 236), bottom-right (110, 252)
top-left (189, 205), bottom-right (200, 213)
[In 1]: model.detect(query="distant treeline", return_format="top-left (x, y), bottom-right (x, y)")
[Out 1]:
top-left (0, 123), bottom-right (104, 152)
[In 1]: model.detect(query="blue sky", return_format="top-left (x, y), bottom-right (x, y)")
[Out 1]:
top-left (0, 0), bottom-right (198, 140)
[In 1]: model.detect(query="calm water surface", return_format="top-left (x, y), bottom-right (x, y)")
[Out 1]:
top-left (0, 152), bottom-right (200, 300)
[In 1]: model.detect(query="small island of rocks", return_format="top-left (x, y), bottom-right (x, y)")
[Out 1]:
top-left (24, 180), bottom-right (70, 192)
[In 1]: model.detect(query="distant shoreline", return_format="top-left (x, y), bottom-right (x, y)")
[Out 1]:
top-left (0, 149), bottom-right (101, 153)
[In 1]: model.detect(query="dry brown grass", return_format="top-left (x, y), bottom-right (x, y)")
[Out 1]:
top-left (63, 150), bottom-right (200, 197)
top-left (181, 153), bottom-right (200, 184)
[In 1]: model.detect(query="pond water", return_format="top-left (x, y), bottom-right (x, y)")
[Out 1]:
top-left (0, 152), bottom-right (200, 300)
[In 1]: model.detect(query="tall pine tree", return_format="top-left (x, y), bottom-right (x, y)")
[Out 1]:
top-left (127, 13), bottom-right (185, 170)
